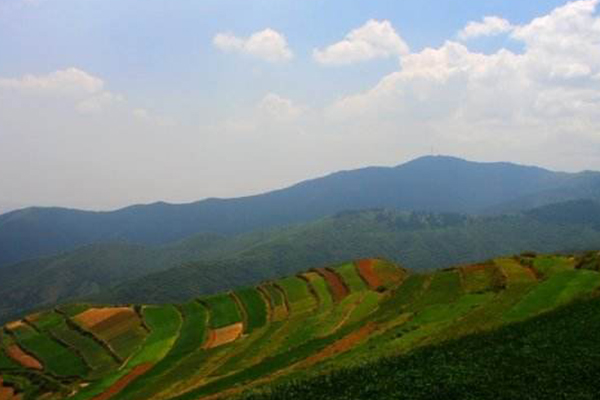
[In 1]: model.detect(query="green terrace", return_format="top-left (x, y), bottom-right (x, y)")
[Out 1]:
top-left (0, 254), bottom-right (599, 400)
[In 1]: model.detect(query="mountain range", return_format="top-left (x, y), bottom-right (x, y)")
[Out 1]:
top-left (2, 155), bottom-right (600, 268)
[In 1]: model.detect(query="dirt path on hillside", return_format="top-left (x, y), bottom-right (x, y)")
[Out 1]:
top-left (91, 363), bottom-right (153, 400)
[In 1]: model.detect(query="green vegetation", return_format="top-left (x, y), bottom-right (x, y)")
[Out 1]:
top-left (113, 302), bottom-right (207, 400)
top-left (504, 270), bottom-right (600, 322)
top-left (201, 294), bottom-right (243, 329)
top-left (1, 253), bottom-right (600, 400)
top-left (8, 199), bottom-right (600, 326)
top-left (531, 255), bottom-right (574, 277)
top-left (240, 296), bottom-right (600, 400)
top-left (234, 288), bottom-right (268, 333)
top-left (275, 277), bottom-right (316, 315)
top-left (334, 264), bottom-right (367, 292)
top-left (302, 273), bottom-right (333, 309)
top-left (30, 311), bottom-right (117, 377)
top-left (8, 323), bottom-right (88, 377)
top-left (413, 270), bottom-right (462, 309)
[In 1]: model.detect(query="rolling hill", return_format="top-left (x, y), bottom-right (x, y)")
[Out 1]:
top-left (1, 253), bottom-right (599, 399)
top-left (4, 201), bottom-right (600, 324)
top-left (2, 155), bottom-right (600, 267)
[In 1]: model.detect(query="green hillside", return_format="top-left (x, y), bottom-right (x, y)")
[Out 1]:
top-left (96, 205), bottom-right (600, 305)
top-left (4, 202), bottom-right (600, 324)
top-left (1, 253), bottom-right (599, 400)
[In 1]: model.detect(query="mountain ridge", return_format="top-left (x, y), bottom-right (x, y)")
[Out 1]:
top-left (2, 155), bottom-right (599, 268)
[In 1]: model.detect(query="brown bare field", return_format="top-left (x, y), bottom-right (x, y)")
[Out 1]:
top-left (4, 321), bottom-right (24, 331)
top-left (355, 259), bottom-right (382, 289)
top-left (315, 268), bottom-right (349, 302)
top-left (298, 323), bottom-right (375, 368)
top-left (204, 323), bottom-right (244, 349)
top-left (90, 363), bottom-right (153, 400)
top-left (74, 307), bottom-right (133, 329)
top-left (5, 345), bottom-right (42, 370)
top-left (0, 378), bottom-right (14, 400)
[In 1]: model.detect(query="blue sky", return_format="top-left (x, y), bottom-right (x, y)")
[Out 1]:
top-left (0, 0), bottom-right (599, 211)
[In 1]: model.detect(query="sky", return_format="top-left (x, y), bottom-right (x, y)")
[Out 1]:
top-left (1, 0), bottom-right (599, 212)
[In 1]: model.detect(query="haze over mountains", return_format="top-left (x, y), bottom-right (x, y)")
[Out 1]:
top-left (2, 155), bottom-right (600, 268)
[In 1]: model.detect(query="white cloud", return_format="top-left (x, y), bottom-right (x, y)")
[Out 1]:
top-left (0, 67), bottom-right (125, 115)
top-left (0, 68), bottom-right (104, 97)
top-left (257, 93), bottom-right (304, 122)
top-left (213, 28), bottom-right (293, 63)
top-left (327, 0), bottom-right (600, 167)
top-left (458, 16), bottom-right (514, 40)
top-left (313, 20), bottom-right (409, 65)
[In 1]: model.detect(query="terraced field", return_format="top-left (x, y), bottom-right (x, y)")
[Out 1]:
top-left (1, 255), bottom-right (599, 400)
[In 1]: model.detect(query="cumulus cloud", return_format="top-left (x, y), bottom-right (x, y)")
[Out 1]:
top-left (213, 28), bottom-right (293, 62)
top-left (0, 68), bottom-right (123, 114)
top-left (314, 20), bottom-right (409, 65)
top-left (257, 93), bottom-right (304, 122)
top-left (458, 16), bottom-right (514, 40)
top-left (327, 0), bottom-right (600, 167)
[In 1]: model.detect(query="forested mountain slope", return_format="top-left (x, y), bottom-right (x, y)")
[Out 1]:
top-left (4, 202), bottom-right (600, 323)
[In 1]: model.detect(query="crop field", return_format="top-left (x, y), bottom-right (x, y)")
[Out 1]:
top-left (333, 263), bottom-right (367, 293)
top-left (300, 273), bottom-right (333, 309)
top-left (201, 294), bottom-right (243, 329)
top-left (370, 259), bottom-right (406, 289)
top-left (112, 302), bottom-right (207, 400)
top-left (313, 268), bottom-right (348, 302)
top-left (1, 254), bottom-right (599, 400)
top-left (413, 270), bottom-right (462, 310)
top-left (7, 323), bottom-right (87, 377)
top-left (460, 264), bottom-right (496, 293)
top-left (504, 270), bottom-right (600, 322)
top-left (259, 284), bottom-right (287, 321)
top-left (26, 311), bottom-right (117, 377)
top-left (531, 255), bottom-right (575, 277)
top-left (354, 259), bottom-right (382, 289)
top-left (70, 305), bottom-right (182, 400)
top-left (233, 288), bottom-right (268, 333)
top-left (239, 295), bottom-right (600, 400)
top-left (275, 277), bottom-right (317, 315)
top-left (73, 307), bottom-right (148, 361)
top-left (495, 258), bottom-right (537, 285)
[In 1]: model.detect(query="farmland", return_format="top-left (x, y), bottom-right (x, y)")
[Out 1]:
top-left (0, 255), bottom-right (599, 400)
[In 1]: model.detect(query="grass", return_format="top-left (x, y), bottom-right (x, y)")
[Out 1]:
top-left (201, 294), bottom-right (243, 329)
top-left (9, 323), bottom-right (88, 377)
top-left (334, 263), bottom-right (367, 293)
top-left (234, 288), bottom-right (268, 334)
